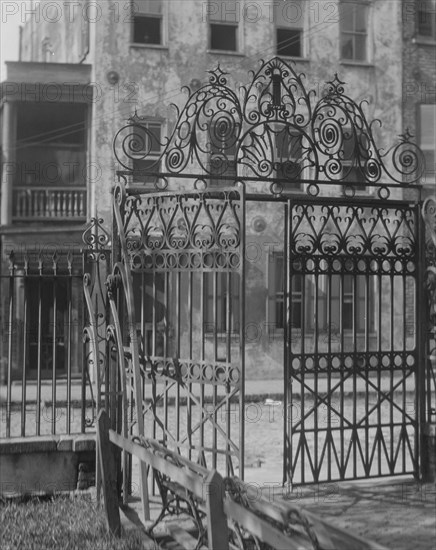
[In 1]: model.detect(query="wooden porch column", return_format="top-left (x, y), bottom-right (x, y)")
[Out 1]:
top-left (1, 100), bottom-right (17, 225)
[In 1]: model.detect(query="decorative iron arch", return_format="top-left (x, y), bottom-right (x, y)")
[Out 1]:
top-left (114, 57), bottom-right (425, 197)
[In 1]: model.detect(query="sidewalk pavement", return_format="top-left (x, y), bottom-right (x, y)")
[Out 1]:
top-left (276, 477), bottom-right (436, 550)
top-left (0, 375), bottom-right (415, 406)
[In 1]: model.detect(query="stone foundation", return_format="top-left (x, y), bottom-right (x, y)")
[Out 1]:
top-left (0, 434), bottom-right (95, 497)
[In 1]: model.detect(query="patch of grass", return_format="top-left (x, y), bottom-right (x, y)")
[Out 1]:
top-left (0, 495), bottom-right (147, 550)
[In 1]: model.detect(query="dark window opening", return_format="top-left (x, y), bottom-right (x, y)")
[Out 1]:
top-left (210, 23), bottom-right (237, 51)
top-left (275, 127), bottom-right (302, 190)
top-left (204, 271), bottom-right (240, 333)
top-left (340, 2), bottom-right (368, 61)
top-left (15, 102), bottom-right (87, 188)
top-left (340, 130), bottom-right (367, 192)
top-left (23, 277), bottom-right (82, 377)
top-left (418, 105), bottom-right (436, 184)
top-left (209, 121), bottom-right (237, 185)
top-left (270, 253), bottom-right (307, 330)
top-left (133, 15), bottom-right (161, 44)
top-left (330, 274), bottom-right (373, 333)
top-left (131, 122), bottom-right (162, 185)
top-left (276, 28), bottom-right (301, 57)
top-left (17, 103), bottom-right (87, 145)
top-left (418, 1), bottom-right (436, 38)
top-left (132, 271), bottom-right (166, 356)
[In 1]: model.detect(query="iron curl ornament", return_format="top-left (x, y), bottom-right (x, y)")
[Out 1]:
top-left (114, 57), bottom-right (425, 193)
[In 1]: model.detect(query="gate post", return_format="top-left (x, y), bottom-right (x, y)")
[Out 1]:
top-left (82, 217), bottom-right (112, 501)
top-left (421, 197), bottom-right (436, 482)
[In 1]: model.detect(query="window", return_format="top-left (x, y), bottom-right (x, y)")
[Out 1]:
top-left (272, 253), bottom-right (285, 328)
top-left (329, 274), bottom-right (374, 333)
top-left (132, 271), bottom-right (165, 356)
top-left (204, 271), bottom-right (240, 333)
top-left (132, 0), bottom-right (163, 45)
top-left (275, 0), bottom-right (304, 58)
top-left (268, 254), bottom-right (374, 335)
top-left (132, 121), bottom-right (162, 184)
top-left (340, 1), bottom-right (368, 61)
top-left (209, 121), bottom-right (237, 185)
top-left (209, 0), bottom-right (239, 52)
top-left (417, 0), bottom-right (436, 39)
top-left (340, 129), bottom-right (367, 193)
top-left (275, 126), bottom-right (303, 190)
top-left (418, 104), bottom-right (436, 184)
top-left (268, 253), bottom-right (311, 330)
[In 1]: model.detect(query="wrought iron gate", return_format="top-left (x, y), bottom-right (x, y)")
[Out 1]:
top-left (110, 184), bottom-right (245, 478)
top-left (285, 197), bottom-right (424, 484)
top-left (106, 57), bottom-right (432, 488)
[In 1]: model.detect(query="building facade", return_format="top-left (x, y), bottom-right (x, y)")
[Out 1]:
top-left (0, 0), bottom-right (433, 382)
top-left (403, 0), bottom-right (436, 198)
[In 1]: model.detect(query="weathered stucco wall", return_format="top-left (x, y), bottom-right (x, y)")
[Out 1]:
top-left (17, 0), bottom-right (404, 215)
top-left (90, 0), bottom-right (403, 374)
top-left (402, 0), bottom-right (436, 197)
top-left (20, 0), bottom-right (90, 64)
top-left (14, 0), bottom-right (406, 376)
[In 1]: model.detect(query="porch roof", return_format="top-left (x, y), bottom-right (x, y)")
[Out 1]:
top-left (1, 61), bottom-right (93, 103)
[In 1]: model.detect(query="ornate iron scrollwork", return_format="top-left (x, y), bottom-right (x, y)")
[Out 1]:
top-left (114, 57), bottom-right (424, 193)
top-left (82, 217), bottom-right (111, 261)
top-left (290, 203), bottom-right (416, 258)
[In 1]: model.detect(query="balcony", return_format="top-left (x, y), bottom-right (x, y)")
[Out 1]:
top-left (12, 187), bottom-right (87, 221)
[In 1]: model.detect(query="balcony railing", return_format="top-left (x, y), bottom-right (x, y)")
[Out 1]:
top-left (12, 187), bottom-right (87, 221)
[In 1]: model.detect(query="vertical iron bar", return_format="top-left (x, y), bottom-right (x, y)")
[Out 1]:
top-left (402, 270), bottom-right (407, 471)
top-left (340, 268), bottom-right (345, 478)
top-left (352, 271), bottom-right (357, 479)
top-left (416, 204), bottom-right (426, 480)
top-left (6, 261), bottom-right (15, 438)
top-left (212, 270), bottom-right (218, 469)
top-left (239, 185), bottom-right (246, 481)
top-left (21, 275), bottom-right (28, 437)
top-left (364, 268), bottom-right (370, 474)
top-left (283, 204), bottom-right (292, 483)
top-left (283, 202), bottom-right (290, 485)
top-left (36, 267), bottom-right (43, 436)
top-left (226, 271), bottom-right (231, 363)
top-left (141, 270), bottom-right (145, 419)
top-left (301, 256), bottom-right (308, 478)
top-left (163, 270), bottom-right (169, 444)
top-left (226, 269), bottom-right (231, 476)
top-left (314, 268), bottom-right (319, 481)
top-left (188, 270), bottom-right (193, 462)
top-left (326, 266), bottom-right (332, 481)
top-left (81, 322), bottom-right (87, 433)
top-left (152, 268), bottom-right (157, 443)
top-left (66, 272), bottom-right (72, 434)
top-left (200, 271), bottom-right (205, 463)
top-left (389, 270), bottom-right (395, 473)
top-left (176, 270), bottom-right (181, 453)
top-left (52, 274), bottom-right (57, 435)
top-left (377, 271), bottom-right (383, 476)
